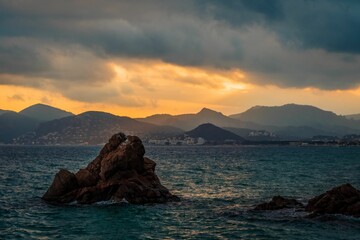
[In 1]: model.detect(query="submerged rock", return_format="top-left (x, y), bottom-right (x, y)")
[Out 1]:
top-left (42, 133), bottom-right (179, 204)
top-left (305, 183), bottom-right (360, 218)
top-left (255, 196), bottom-right (304, 210)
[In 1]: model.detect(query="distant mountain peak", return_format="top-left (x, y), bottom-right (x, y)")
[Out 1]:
top-left (196, 122), bottom-right (214, 127)
top-left (29, 103), bottom-right (51, 108)
top-left (250, 103), bottom-right (316, 110)
top-left (19, 103), bottom-right (74, 122)
top-left (77, 111), bottom-right (132, 120)
top-left (238, 104), bottom-right (333, 115)
top-left (79, 111), bottom-right (114, 116)
top-left (197, 107), bottom-right (223, 116)
top-left (282, 103), bottom-right (322, 109)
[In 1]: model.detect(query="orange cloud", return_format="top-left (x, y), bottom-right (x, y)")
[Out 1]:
top-left (1, 59), bottom-right (360, 117)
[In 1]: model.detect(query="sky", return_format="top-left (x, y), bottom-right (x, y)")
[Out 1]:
top-left (1, 0), bottom-right (360, 117)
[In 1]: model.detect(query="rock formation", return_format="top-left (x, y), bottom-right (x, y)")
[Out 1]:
top-left (254, 184), bottom-right (360, 218)
top-left (254, 195), bottom-right (303, 210)
top-left (306, 183), bottom-right (360, 218)
top-left (42, 133), bottom-right (179, 204)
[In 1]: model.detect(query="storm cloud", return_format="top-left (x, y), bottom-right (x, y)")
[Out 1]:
top-left (0, 0), bottom-right (360, 99)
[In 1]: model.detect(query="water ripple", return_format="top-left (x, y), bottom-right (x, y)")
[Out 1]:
top-left (0, 145), bottom-right (359, 239)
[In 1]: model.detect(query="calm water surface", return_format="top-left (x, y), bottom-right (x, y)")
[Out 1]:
top-left (0, 145), bottom-right (359, 239)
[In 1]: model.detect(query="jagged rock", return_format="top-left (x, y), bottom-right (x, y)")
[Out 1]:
top-left (253, 184), bottom-right (360, 218)
top-left (254, 195), bottom-right (304, 210)
top-left (42, 133), bottom-right (179, 204)
top-left (305, 183), bottom-right (360, 218)
top-left (43, 169), bottom-right (78, 201)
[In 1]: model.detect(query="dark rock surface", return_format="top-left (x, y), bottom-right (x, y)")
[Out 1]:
top-left (42, 133), bottom-right (179, 204)
top-left (305, 183), bottom-right (360, 218)
top-left (255, 196), bottom-right (304, 210)
top-left (254, 184), bottom-right (360, 218)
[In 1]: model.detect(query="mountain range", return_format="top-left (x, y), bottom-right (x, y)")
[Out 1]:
top-left (14, 111), bottom-right (181, 145)
top-left (231, 104), bottom-right (358, 129)
top-left (230, 104), bottom-right (360, 139)
top-left (138, 104), bottom-right (360, 140)
top-left (136, 107), bottom-right (260, 130)
top-left (1, 103), bottom-right (360, 144)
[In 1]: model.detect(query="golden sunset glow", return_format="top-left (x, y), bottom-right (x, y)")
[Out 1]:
top-left (1, 0), bottom-right (360, 118)
top-left (2, 58), bottom-right (360, 117)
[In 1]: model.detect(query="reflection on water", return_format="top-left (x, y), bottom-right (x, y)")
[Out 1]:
top-left (0, 145), bottom-right (359, 239)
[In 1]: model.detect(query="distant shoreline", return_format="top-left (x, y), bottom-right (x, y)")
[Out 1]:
top-left (1, 141), bottom-right (359, 147)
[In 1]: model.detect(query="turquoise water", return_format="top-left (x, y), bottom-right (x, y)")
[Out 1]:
top-left (0, 145), bottom-right (359, 239)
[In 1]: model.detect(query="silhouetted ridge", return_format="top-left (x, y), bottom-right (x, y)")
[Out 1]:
top-left (197, 107), bottom-right (223, 116)
top-left (186, 123), bottom-right (245, 141)
top-left (229, 103), bottom-right (359, 128)
top-left (0, 109), bottom-right (12, 115)
top-left (19, 103), bottom-right (73, 122)
top-left (17, 111), bottom-right (182, 145)
top-left (137, 107), bottom-right (259, 131)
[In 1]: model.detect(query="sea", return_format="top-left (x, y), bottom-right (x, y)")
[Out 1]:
top-left (0, 145), bottom-right (359, 239)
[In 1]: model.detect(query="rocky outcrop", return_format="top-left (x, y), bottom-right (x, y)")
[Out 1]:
top-left (305, 183), bottom-right (360, 218)
top-left (42, 133), bottom-right (179, 204)
top-left (254, 184), bottom-right (360, 218)
top-left (254, 196), bottom-right (303, 210)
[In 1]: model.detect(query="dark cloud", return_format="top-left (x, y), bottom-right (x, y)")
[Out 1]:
top-left (0, 39), bottom-right (49, 75)
top-left (277, 0), bottom-right (360, 53)
top-left (197, 0), bottom-right (360, 54)
top-left (0, 0), bottom-right (359, 92)
top-left (0, 38), bottom-right (114, 84)
top-left (196, 0), bottom-right (284, 25)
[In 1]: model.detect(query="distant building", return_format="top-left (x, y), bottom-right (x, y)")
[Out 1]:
top-left (197, 137), bottom-right (206, 145)
top-left (248, 130), bottom-right (276, 137)
top-left (147, 136), bottom-right (206, 145)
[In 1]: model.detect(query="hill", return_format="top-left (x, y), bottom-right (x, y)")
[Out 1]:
top-left (185, 123), bottom-right (245, 142)
top-left (346, 113), bottom-right (360, 120)
top-left (229, 104), bottom-right (360, 137)
top-left (230, 104), bottom-right (349, 126)
top-left (0, 109), bottom-right (12, 115)
top-left (0, 112), bottom-right (39, 143)
top-left (14, 111), bottom-right (182, 145)
top-left (137, 108), bottom-right (261, 131)
top-left (19, 103), bottom-right (74, 122)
